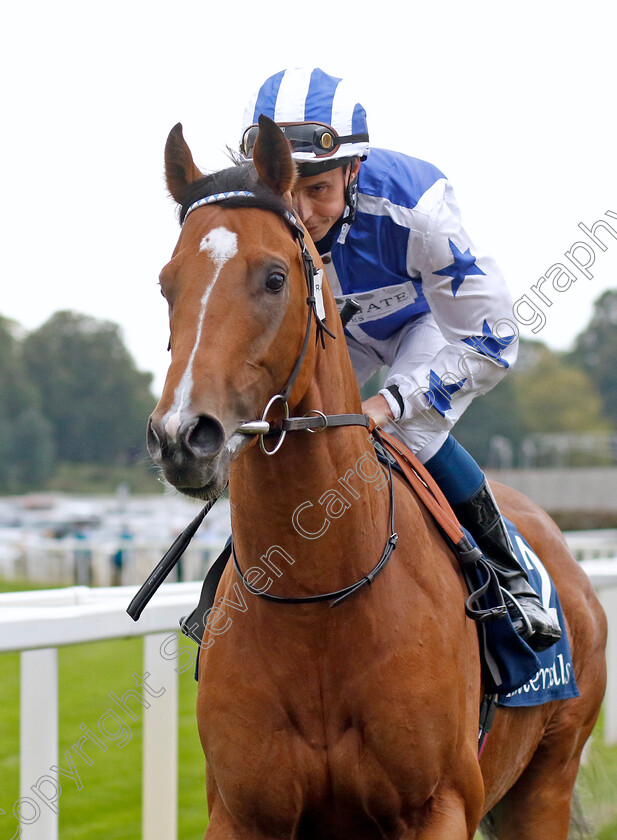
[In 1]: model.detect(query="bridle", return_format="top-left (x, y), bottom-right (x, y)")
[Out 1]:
top-left (127, 189), bottom-right (397, 620)
top-left (187, 191), bottom-right (398, 605)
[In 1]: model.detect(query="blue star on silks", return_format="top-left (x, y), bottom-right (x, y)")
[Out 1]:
top-left (425, 370), bottom-right (467, 416)
top-left (434, 239), bottom-right (486, 297)
top-left (462, 320), bottom-right (517, 369)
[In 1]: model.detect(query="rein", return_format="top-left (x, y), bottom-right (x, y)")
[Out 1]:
top-left (232, 429), bottom-right (398, 608)
top-left (129, 188), bottom-right (497, 624)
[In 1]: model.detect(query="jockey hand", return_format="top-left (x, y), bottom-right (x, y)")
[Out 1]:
top-left (362, 394), bottom-right (394, 427)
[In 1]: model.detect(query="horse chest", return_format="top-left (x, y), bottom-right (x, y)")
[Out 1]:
top-left (205, 721), bottom-right (437, 837)
top-left (199, 664), bottom-right (450, 836)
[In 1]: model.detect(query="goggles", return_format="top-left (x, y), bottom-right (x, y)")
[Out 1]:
top-left (240, 121), bottom-right (369, 160)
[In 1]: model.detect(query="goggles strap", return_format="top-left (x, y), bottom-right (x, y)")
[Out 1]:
top-left (243, 125), bottom-right (369, 158)
top-left (329, 131), bottom-right (369, 146)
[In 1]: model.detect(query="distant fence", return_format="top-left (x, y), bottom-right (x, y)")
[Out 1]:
top-left (564, 530), bottom-right (617, 561)
top-left (2, 529), bottom-right (616, 587)
top-left (0, 492), bottom-right (231, 587)
top-left (487, 467), bottom-right (617, 514)
top-left (0, 534), bottom-right (225, 587)
top-left (485, 432), bottom-right (617, 470)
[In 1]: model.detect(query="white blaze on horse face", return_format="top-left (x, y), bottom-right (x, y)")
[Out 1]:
top-left (163, 227), bottom-right (238, 442)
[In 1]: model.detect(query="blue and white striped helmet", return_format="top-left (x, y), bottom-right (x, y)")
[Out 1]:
top-left (240, 67), bottom-right (370, 167)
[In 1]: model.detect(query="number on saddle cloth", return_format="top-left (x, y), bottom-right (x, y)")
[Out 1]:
top-left (497, 524), bottom-right (579, 706)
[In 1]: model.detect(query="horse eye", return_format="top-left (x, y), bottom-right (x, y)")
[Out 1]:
top-left (265, 271), bottom-right (286, 292)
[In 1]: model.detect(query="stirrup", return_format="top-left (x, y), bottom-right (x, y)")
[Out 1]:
top-left (500, 589), bottom-right (534, 640)
top-left (462, 556), bottom-right (508, 623)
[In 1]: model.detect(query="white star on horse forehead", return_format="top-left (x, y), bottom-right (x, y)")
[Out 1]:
top-left (199, 227), bottom-right (238, 263)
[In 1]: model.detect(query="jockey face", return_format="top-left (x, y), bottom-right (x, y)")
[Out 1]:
top-left (291, 159), bottom-right (361, 244)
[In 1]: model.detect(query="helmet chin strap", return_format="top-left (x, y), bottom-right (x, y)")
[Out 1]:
top-left (343, 161), bottom-right (359, 224)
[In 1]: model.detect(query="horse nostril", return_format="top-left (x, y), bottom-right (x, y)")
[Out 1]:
top-left (183, 414), bottom-right (225, 459)
top-left (147, 417), bottom-right (163, 460)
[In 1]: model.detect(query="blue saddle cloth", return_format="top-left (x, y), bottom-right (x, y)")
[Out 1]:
top-left (469, 519), bottom-right (579, 705)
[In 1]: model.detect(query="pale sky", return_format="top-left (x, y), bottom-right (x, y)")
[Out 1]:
top-left (2, 0), bottom-right (616, 393)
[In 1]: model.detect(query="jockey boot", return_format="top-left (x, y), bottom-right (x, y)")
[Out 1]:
top-left (454, 480), bottom-right (562, 652)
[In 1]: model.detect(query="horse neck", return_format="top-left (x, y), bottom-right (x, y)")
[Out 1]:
top-left (229, 331), bottom-right (392, 593)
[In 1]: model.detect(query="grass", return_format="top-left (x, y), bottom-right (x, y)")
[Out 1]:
top-left (0, 577), bottom-right (54, 593)
top-left (0, 635), bottom-right (209, 839)
top-left (0, 461), bottom-right (162, 497)
top-left (39, 460), bottom-right (161, 495)
top-left (578, 712), bottom-right (617, 839)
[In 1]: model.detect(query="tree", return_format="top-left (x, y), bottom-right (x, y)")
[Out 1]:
top-left (451, 374), bottom-right (526, 467)
top-left (0, 317), bottom-right (55, 491)
top-left (512, 344), bottom-right (611, 434)
top-left (23, 311), bottom-right (155, 464)
top-left (569, 289), bottom-right (617, 428)
top-left (453, 338), bottom-right (611, 467)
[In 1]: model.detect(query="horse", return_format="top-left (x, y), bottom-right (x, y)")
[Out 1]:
top-left (146, 115), bottom-right (607, 839)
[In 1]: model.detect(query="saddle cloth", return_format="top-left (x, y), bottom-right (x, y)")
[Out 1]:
top-left (495, 520), bottom-right (579, 707)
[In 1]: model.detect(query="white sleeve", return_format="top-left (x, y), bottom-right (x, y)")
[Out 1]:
top-left (382, 179), bottom-right (518, 423)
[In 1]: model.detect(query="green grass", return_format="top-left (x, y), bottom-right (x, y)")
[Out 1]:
top-left (0, 636), bottom-right (208, 839)
top-left (0, 461), bottom-right (163, 497)
top-left (43, 460), bottom-right (161, 495)
top-left (0, 577), bottom-right (59, 592)
top-left (578, 711), bottom-right (617, 839)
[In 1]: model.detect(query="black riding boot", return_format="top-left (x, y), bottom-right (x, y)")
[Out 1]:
top-left (454, 480), bottom-right (562, 652)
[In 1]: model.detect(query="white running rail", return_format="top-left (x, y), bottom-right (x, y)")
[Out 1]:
top-left (0, 583), bottom-right (202, 840)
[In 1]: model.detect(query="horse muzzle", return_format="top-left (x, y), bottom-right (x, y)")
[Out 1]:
top-left (147, 412), bottom-right (230, 497)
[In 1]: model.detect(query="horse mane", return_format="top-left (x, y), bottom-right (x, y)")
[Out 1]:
top-left (178, 160), bottom-right (290, 225)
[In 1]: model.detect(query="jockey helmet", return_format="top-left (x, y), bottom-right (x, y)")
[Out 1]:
top-left (240, 68), bottom-right (369, 175)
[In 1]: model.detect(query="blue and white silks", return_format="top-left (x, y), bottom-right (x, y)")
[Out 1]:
top-left (318, 148), bottom-right (518, 448)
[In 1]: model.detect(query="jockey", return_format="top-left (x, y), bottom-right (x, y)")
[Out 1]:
top-left (240, 67), bottom-right (561, 653)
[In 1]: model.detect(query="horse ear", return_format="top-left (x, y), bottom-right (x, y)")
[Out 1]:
top-left (164, 123), bottom-right (203, 205)
top-left (253, 114), bottom-right (296, 197)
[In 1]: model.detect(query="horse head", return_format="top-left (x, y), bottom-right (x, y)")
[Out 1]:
top-left (147, 117), bottom-right (326, 499)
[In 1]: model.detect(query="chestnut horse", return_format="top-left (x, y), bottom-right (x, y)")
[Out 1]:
top-left (147, 117), bottom-right (606, 839)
